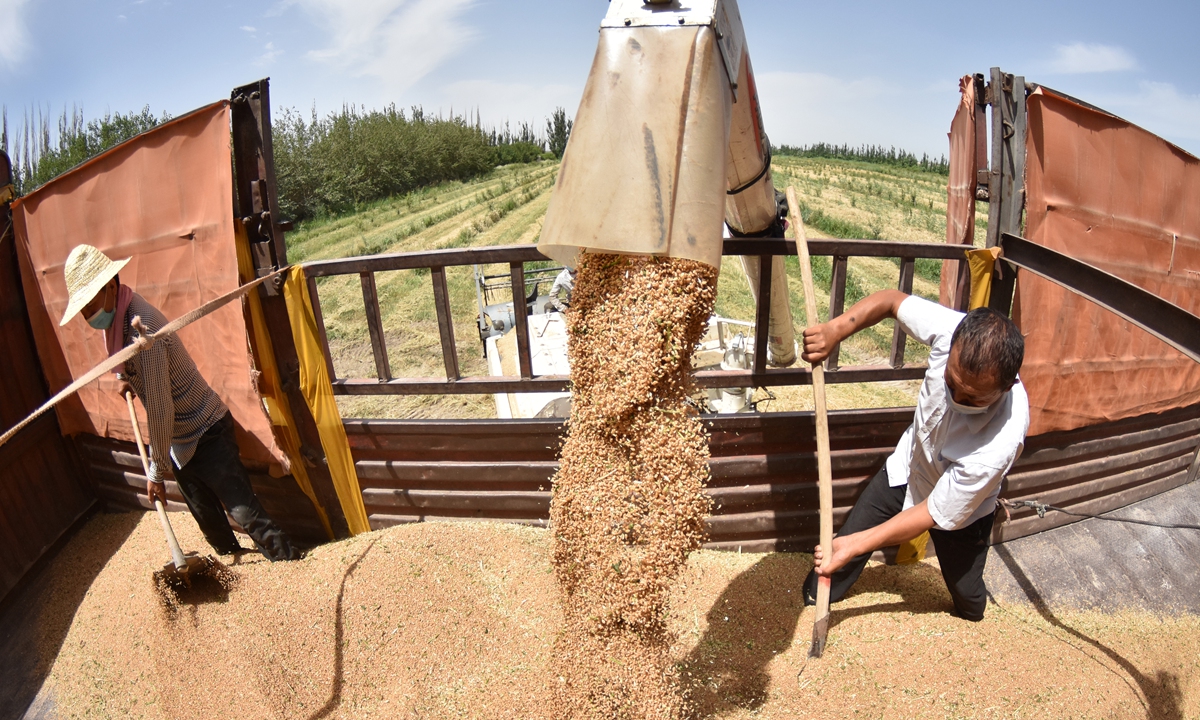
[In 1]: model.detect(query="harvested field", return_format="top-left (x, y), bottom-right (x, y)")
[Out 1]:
top-left (285, 157), bottom-right (978, 420)
top-left (14, 509), bottom-right (1199, 719)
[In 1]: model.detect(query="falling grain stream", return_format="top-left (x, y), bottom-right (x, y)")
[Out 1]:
top-left (550, 253), bottom-right (719, 719)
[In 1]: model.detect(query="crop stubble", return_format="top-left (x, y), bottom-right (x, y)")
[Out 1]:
top-left (550, 253), bottom-right (719, 719)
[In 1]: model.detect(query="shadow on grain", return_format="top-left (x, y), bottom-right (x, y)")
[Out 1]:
top-left (306, 537), bottom-right (379, 720)
top-left (0, 509), bottom-right (140, 720)
top-left (680, 553), bottom-right (807, 716)
top-left (991, 543), bottom-right (1183, 720)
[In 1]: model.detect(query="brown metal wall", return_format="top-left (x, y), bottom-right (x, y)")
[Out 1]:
top-left (79, 397), bottom-right (1200, 552)
top-left (996, 403), bottom-right (1200, 541)
top-left (344, 404), bottom-right (1200, 552)
top-left (74, 434), bottom-right (330, 545)
top-left (339, 409), bottom-right (914, 552)
top-left (0, 199), bottom-right (95, 604)
top-left (81, 399), bottom-right (1200, 551)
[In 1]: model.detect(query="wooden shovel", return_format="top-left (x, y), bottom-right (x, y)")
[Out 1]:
top-left (125, 391), bottom-right (196, 582)
top-left (786, 187), bottom-right (834, 658)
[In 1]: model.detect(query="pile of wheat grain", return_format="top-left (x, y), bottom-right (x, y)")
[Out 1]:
top-left (550, 252), bottom-right (719, 719)
top-left (18, 510), bottom-right (1200, 719)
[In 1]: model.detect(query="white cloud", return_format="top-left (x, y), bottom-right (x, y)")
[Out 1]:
top-left (438, 79), bottom-right (582, 128)
top-left (292, 0), bottom-right (477, 100)
top-left (0, 0), bottom-right (32, 69)
top-left (1047, 43), bottom-right (1137, 74)
top-left (241, 25), bottom-right (257, 33)
top-left (755, 71), bottom-right (957, 157)
top-left (1094, 81), bottom-right (1200, 153)
top-left (258, 42), bottom-right (283, 66)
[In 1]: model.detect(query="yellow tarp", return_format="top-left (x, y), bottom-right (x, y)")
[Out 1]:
top-left (967, 247), bottom-right (1004, 310)
top-left (895, 531), bottom-right (930, 565)
top-left (283, 266), bottom-right (371, 535)
top-left (233, 225), bottom-right (333, 540)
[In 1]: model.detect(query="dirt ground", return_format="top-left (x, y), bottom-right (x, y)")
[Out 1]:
top-left (20, 510), bottom-right (1200, 719)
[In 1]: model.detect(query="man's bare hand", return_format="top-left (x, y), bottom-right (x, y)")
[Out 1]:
top-left (802, 324), bottom-right (838, 364)
top-left (146, 479), bottom-right (167, 507)
top-left (813, 535), bottom-right (858, 577)
top-left (117, 380), bottom-right (133, 400)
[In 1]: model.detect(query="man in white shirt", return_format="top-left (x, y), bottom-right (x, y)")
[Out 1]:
top-left (548, 267), bottom-right (576, 313)
top-left (801, 289), bottom-right (1028, 621)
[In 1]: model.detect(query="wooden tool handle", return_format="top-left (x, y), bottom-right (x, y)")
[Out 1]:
top-left (786, 187), bottom-right (834, 657)
top-left (126, 392), bottom-right (187, 570)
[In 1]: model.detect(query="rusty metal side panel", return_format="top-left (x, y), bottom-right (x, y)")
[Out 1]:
top-left (344, 404), bottom-right (1200, 553)
top-left (344, 410), bottom-right (912, 550)
top-left (56, 400), bottom-right (1200, 553)
top-left (75, 434), bottom-right (329, 545)
top-left (994, 403), bottom-right (1200, 542)
top-left (0, 169), bottom-right (95, 604)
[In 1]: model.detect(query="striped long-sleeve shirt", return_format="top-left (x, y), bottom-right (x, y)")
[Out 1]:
top-left (118, 292), bottom-right (227, 484)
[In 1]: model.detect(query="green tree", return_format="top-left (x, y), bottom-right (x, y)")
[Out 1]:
top-left (547, 107), bottom-right (572, 160)
top-left (2, 106), bottom-right (165, 194)
top-left (272, 104), bottom-right (497, 222)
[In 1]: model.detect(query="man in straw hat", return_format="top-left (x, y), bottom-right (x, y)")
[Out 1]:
top-left (62, 244), bottom-right (300, 561)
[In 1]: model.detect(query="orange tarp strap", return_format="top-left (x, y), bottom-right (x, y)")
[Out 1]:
top-left (940, 75), bottom-right (978, 309)
top-left (283, 266), bottom-right (371, 535)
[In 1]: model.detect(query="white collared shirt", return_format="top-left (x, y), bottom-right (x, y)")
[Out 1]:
top-left (884, 297), bottom-right (1030, 531)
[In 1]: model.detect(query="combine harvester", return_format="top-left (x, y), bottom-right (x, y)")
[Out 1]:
top-left (475, 262), bottom-right (760, 419)
top-left (1, 0), bottom-right (1199, 659)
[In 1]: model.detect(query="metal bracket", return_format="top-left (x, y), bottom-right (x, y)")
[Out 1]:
top-left (999, 233), bottom-right (1200, 364)
top-left (254, 264), bottom-right (283, 296)
top-left (1187, 441), bottom-right (1200, 485)
top-left (601, 0), bottom-right (746, 99)
top-left (280, 359), bottom-right (301, 392)
top-left (713, 0), bottom-right (746, 100)
top-left (300, 444), bottom-right (326, 469)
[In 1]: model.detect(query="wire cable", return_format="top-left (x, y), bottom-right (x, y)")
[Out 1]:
top-left (999, 498), bottom-right (1200, 531)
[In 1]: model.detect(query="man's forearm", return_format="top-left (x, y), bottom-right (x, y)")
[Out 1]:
top-left (827, 289), bottom-right (909, 345)
top-left (841, 499), bottom-right (936, 558)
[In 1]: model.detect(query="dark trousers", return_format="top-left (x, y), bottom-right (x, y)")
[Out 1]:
top-left (803, 466), bottom-right (996, 621)
top-left (172, 413), bottom-right (300, 561)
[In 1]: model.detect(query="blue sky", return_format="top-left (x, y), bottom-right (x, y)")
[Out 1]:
top-left (2, 0), bottom-right (1198, 159)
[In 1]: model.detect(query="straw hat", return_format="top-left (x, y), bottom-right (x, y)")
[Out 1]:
top-left (60, 244), bottom-right (130, 326)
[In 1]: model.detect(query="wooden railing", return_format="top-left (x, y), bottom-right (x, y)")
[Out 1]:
top-left (301, 239), bottom-right (975, 396)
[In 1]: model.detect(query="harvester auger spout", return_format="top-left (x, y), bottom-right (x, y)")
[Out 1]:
top-left (539, 0), bottom-right (796, 366)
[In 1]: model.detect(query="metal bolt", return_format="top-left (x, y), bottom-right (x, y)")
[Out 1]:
top-left (624, 17), bottom-right (631, 25)
top-left (678, 16), bottom-right (685, 24)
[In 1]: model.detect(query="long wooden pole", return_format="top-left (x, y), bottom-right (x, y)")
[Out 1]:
top-left (127, 391), bottom-right (187, 571)
top-left (786, 187), bottom-right (834, 658)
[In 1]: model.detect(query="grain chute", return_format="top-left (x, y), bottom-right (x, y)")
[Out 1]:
top-left (539, 0), bottom-right (796, 365)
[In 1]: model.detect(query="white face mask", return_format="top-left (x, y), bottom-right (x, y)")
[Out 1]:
top-left (945, 380), bottom-right (991, 415)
